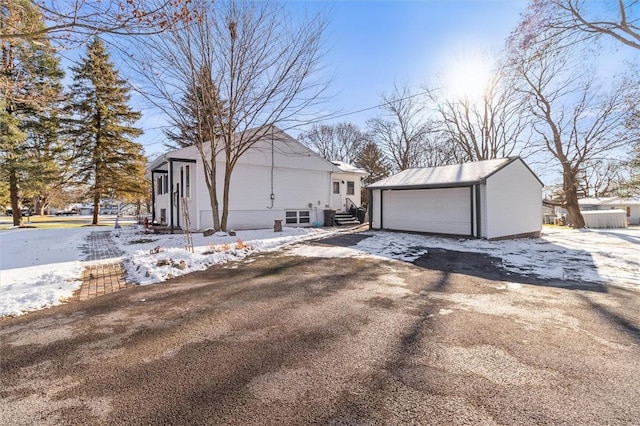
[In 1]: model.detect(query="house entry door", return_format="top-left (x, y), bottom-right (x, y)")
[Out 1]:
top-left (331, 180), bottom-right (343, 211)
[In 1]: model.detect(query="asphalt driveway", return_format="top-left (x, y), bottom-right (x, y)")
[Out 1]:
top-left (1, 240), bottom-right (639, 425)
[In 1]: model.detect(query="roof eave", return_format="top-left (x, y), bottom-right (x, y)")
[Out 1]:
top-left (367, 180), bottom-right (483, 190)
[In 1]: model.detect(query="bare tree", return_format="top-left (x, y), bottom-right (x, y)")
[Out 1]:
top-left (429, 64), bottom-right (533, 163)
top-left (367, 83), bottom-right (441, 171)
top-left (129, 0), bottom-right (328, 231)
top-left (507, 32), bottom-right (636, 228)
top-left (576, 159), bottom-right (626, 197)
top-left (0, 0), bottom-right (197, 45)
top-left (299, 122), bottom-right (369, 164)
top-left (517, 0), bottom-right (640, 51)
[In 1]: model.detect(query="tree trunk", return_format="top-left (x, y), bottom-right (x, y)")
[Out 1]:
top-left (9, 167), bottom-right (21, 226)
top-left (563, 165), bottom-right (586, 228)
top-left (220, 160), bottom-right (233, 232)
top-left (35, 195), bottom-right (45, 216)
top-left (92, 191), bottom-right (100, 225)
top-left (203, 153), bottom-right (221, 231)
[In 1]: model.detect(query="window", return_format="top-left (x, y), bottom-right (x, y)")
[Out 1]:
top-left (285, 210), bottom-right (311, 225)
top-left (179, 165), bottom-right (191, 198)
top-left (185, 165), bottom-right (191, 198)
top-left (333, 181), bottom-right (340, 194)
top-left (347, 181), bottom-right (355, 195)
top-left (180, 167), bottom-right (184, 197)
top-left (627, 207), bottom-right (631, 217)
top-left (285, 211), bottom-right (297, 224)
top-left (156, 175), bottom-right (169, 195)
top-left (299, 211), bottom-right (310, 224)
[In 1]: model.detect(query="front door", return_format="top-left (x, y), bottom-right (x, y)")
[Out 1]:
top-left (331, 180), bottom-right (343, 211)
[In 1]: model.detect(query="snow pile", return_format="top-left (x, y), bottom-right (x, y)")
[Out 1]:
top-left (116, 226), bottom-right (336, 285)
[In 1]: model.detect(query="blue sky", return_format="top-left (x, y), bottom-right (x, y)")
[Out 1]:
top-left (130, 0), bottom-right (529, 160)
top-left (319, 0), bottom-right (525, 116)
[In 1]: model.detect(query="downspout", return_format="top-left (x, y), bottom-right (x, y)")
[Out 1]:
top-left (169, 159), bottom-right (174, 234)
top-left (267, 127), bottom-right (275, 209)
top-left (475, 184), bottom-right (482, 238)
top-left (368, 188), bottom-right (373, 230)
top-left (176, 164), bottom-right (181, 230)
top-left (380, 190), bottom-right (384, 229)
top-left (470, 186), bottom-right (474, 237)
top-left (151, 171), bottom-right (156, 223)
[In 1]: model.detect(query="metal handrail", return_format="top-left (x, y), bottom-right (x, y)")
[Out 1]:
top-left (345, 198), bottom-right (357, 213)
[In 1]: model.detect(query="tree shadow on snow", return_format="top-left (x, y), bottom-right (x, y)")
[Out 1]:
top-left (412, 247), bottom-right (607, 293)
top-left (579, 227), bottom-right (640, 245)
top-left (314, 232), bottom-right (609, 293)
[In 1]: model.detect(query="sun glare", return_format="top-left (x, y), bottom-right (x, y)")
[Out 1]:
top-left (443, 53), bottom-right (493, 102)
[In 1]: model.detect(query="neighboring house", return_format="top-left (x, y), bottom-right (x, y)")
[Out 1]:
top-left (146, 126), bottom-right (367, 231)
top-left (367, 157), bottom-right (543, 240)
top-left (578, 197), bottom-right (640, 226)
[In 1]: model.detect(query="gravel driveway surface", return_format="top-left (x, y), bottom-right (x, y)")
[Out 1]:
top-left (1, 240), bottom-right (639, 425)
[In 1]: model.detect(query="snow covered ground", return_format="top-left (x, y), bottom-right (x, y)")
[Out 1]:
top-left (1, 224), bottom-right (638, 317)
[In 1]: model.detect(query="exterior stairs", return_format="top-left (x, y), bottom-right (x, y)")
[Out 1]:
top-left (335, 211), bottom-right (361, 226)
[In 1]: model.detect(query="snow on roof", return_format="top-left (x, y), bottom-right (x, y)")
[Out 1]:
top-left (579, 197), bottom-right (640, 206)
top-left (367, 157), bottom-right (515, 189)
top-left (330, 161), bottom-right (368, 175)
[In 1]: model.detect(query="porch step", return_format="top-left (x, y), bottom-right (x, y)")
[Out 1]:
top-left (335, 212), bottom-right (360, 226)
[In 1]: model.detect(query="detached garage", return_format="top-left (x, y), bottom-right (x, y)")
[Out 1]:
top-left (368, 157), bottom-right (543, 240)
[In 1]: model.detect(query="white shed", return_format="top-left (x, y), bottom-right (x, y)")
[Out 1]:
top-left (368, 157), bottom-right (543, 240)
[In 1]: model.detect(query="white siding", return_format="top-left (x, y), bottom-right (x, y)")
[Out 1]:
top-left (582, 210), bottom-right (627, 228)
top-left (382, 188), bottom-right (471, 235)
top-left (196, 162), bottom-right (331, 230)
top-left (630, 205), bottom-right (640, 225)
top-left (480, 184), bottom-right (488, 238)
top-left (484, 159), bottom-right (542, 239)
top-left (371, 189), bottom-right (381, 228)
top-left (331, 171), bottom-right (364, 211)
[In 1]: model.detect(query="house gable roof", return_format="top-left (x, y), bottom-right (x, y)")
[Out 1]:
top-left (145, 125), bottom-right (366, 177)
top-left (367, 157), bottom-right (541, 189)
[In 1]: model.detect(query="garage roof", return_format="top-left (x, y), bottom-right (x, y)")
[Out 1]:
top-left (368, 157), bottom-right (529, 190)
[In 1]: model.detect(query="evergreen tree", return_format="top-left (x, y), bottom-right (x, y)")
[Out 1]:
top-left (1, 0), bottom-right (64, 225)
top-left (355, 142), bottom-right (392, 185)
top-left (68, 37), bottom-right (146, 225)
top-left (165, 65), bottom-right (227, 150)
top-left (354, 142), bottom-right (392, 207)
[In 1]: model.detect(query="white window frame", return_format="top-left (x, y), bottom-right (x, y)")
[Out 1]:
top-left (285, 210), bottom-right (311, 225)
top-left (185, 165), bottom-right (191, 198)
top-left (333, 181), bottom-right (340, 194)
top-left (347, 181), bottom-right (355, 195)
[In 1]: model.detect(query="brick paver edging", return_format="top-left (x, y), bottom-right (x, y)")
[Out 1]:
top-left (75, 231), bottom-right (130, 301)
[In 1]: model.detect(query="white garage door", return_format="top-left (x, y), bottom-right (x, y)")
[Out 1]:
top-left (382, 187), bottom-right (471, 235)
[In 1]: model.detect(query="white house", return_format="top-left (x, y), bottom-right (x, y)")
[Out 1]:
top-left (146, 126), bottom-right (367, 231)
top-left (578, 197), bottom-right (640, 226)
top-left (367, 157), bottom-right (543, 240)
